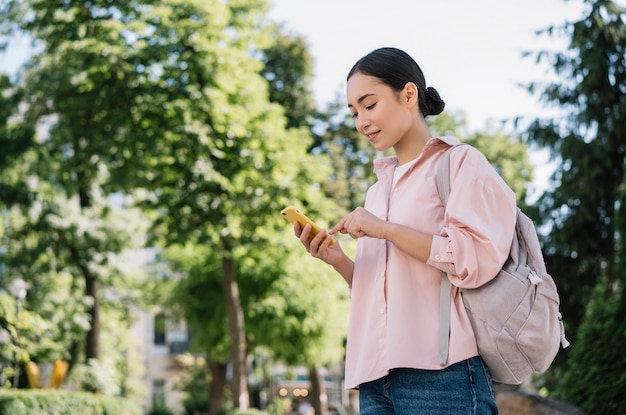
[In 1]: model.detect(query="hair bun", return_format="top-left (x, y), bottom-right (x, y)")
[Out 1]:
top-left (425, 87), bottom-right (445, 116)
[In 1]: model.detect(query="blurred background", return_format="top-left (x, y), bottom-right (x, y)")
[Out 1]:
top-left (0, 0), bottom-right (625, 414)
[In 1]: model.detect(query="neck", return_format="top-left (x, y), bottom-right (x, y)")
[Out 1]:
top-left (394, 118), bottom-right (432, 165)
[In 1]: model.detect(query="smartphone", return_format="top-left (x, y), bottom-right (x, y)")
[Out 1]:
top-left (281, 206), bottom-right (335, 246)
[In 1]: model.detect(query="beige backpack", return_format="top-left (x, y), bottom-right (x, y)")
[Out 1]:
top-left (436, 143), bottom-right (569, 385)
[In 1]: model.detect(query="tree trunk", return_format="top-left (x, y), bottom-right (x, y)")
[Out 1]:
top-left (209, 362), bottom-right (227, 415)
top-left (67, 238), bottom-right (100, 360)
top-left (222, 238), bottom-right (249, 409)
top-left (78, 183), bottom-right (99, 360)
top-left (85, 275), bottom-right (100, 359)
top-left (309, 365), bottom-right (328, 415)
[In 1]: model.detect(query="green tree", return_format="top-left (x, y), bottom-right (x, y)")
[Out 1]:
top-left (260, 24), bottom-right (318, 130)
top-left (0, 2), bottom-right (168, 405)
top-left (0, 0), bottom-right (155, 362)
top-left (464, 131), bottom-right (532, 205)
top-left (554, 170), bottom-right (626, 411)
top-left (259, 35), bottom-right (353, 415)
top-left (3, 0), bottom-right (340, 410)
top-left (0, 74), bottom-right (34, 208)
top-left (312, 97), bottom-right (379, 213)
top-left (165, 244), bottom-right (229, 414)
top-left (1, 0), bottom-right (332, 408)
top-left (554, 276), bottom-right (626, 412)
top-left (0, 185), bottom-right (151, 381)
top-left (253, 232), bottom-right (351, 415)
top-left (158, 23), bottom-right (347, 414)
top-left (521, 0), bottom-right (626, 401)
top-left (430, 112), bottom-right (533, 205)
top-left (123, 1), bottom-right (335, 410)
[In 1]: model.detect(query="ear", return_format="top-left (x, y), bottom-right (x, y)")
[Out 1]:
top-left (402, 82), bottom-right (419, 108)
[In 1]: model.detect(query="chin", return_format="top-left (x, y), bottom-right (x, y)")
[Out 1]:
top-left (374, 143), bottom-right (392, 152)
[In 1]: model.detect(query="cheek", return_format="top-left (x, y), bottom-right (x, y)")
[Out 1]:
top-left (383, 110), bottom-right (412, 141)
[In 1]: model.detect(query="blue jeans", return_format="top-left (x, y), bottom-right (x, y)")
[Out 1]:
top-left (358, 357), bottom-right (498, 415)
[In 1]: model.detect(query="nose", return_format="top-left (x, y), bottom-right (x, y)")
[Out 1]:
top-left (355, 114), bottom-right (370, 134)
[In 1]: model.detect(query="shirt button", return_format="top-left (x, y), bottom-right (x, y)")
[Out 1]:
top-left (435, 255), bottom-right (441, 261)
top-left (394, 188), bottom-right (398, 193)
top-left (379, 307), bottom-right (385, 314)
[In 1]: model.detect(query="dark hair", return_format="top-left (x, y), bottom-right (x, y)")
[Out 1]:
top-left (347, 47), bottom-right (445, 117)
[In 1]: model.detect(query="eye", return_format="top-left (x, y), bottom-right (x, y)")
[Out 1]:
top-left (365, 103), bottom-right (376, 110)
top-left (351, 112), bottom-right (358, 119)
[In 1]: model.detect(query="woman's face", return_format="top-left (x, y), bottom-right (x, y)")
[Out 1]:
top-left (346, 72), bottom-right (416, 152)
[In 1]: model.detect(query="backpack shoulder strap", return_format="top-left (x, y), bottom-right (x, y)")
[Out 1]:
top-left (435, 143), bottom-right (467, 205)
top-left (436, 142), bottom-right (467, 366)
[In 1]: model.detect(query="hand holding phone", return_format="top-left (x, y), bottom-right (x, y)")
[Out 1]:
top-left (280, 206), bottom-right (335, 246)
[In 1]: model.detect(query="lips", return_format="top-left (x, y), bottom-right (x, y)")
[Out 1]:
top-left (366, 131), bottom-right (380, 142)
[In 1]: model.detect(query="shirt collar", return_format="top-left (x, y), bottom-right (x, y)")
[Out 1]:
top-left (373, 136), bottom-right (461, 173)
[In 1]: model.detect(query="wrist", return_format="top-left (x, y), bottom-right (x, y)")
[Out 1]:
top-left (333, 255), bottom-right (354, 275)
top-left (380, 221), bottom-right (393, 241)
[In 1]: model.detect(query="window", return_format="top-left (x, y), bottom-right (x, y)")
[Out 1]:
top-left (152, 379), bottom-right (166, 407)
top-left (154, 313), bottom-right (166, 345)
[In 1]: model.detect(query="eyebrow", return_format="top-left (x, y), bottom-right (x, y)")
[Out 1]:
top-left (347, 93), bottom-right (375, 108)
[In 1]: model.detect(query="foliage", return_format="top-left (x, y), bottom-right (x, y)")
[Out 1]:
top-left (166, 244), bottom-right (230, 362)
top-left (172, 354), bottom-right (210, 415)
top-left (222, 409), bottom-right (265, 415)
top-left (0, 1), bottom-right (161, 394)
top-left (553, 277), bottom-right (626, 412)
top-left (427, 109), bottom-right (470, 139)
top-left (120, 1), bottom-right (328, 407)
top-left (312, 99), bottom-right (379, 213)
top-left (552, 120), bottom-right (626, 412)
top-left (260, 24), bottom-right (317, 130)
top-left (464, 128), bottom-right (532, 206)
top-left (183, 395), bottom-right (210, 415)
top-left (139, 4), bottom-right (341, 410)
top-left (0, 193), bottom-right (151, 396)
top-left (431, 112), bottom-right (533, 205)
top-left (148, 404), bottom-right (175, 415)
top-left (2, 0), bottom-right (343, 411)
top-left (0, 289), bottom-right (69, 388)
top-left (265, 397), bottom-right (291, 415)
top-left (249, 232), bottom-right (351, 367)
top-left (65, 358), bottom-right (121, 396)
top-left (521, 0), bottom-right (626, 396)
top-left (0, 390), bottom-right (142, 415)
top-left (0, 74), bottom-right (34, 208)
top-left (523, 0), bottom-right (626, 332)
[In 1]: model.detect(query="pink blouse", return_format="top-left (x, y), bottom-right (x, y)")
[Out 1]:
top-left (344, 136), bottom-right (517, 389)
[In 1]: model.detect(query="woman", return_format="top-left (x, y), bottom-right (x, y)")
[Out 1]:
top-left (293, 47), bottom-right (516, 414)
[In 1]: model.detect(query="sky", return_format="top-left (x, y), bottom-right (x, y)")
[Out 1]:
top-left (0, 0), bottom-right (587, 131)
top-left (0, 0), bottom-right (591, 194)
top-left (266, 0), bottom-right (587, 131)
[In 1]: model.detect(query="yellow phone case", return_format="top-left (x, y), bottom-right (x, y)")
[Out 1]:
top-left (281, 206), bottom-right (335, 246)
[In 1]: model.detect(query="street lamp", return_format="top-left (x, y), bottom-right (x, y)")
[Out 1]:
top-left (8, 278), bottom-right (29, 388)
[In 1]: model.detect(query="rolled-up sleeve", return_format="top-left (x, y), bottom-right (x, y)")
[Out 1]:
top-left (426, 145), bottom-right (517, 288)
